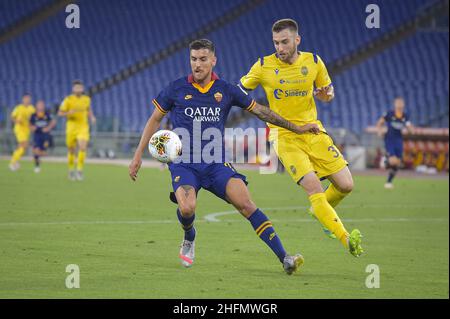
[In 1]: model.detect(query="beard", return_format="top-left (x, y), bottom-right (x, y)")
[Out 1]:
top-left (278, 46), bottom-right (297, 62)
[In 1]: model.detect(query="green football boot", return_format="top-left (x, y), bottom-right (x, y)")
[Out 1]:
top-left (348, 229), bottom-right (364, 257)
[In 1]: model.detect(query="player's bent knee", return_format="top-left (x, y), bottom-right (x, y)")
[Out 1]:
top-left (236, 199), bottom-right (257, 218)
top-left (178, 202), bottom-right (196, 216)
top-left (337, 179), bottom-right (354, 194)
top-left (389, 157), bottom-right (399, 167)
top-left (299, 173), bottom-right (324, 196)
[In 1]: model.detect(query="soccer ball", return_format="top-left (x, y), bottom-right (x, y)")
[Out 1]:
top-left (148, 130), bottom-right (182, 163)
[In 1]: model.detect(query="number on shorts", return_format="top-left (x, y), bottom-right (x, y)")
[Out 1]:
top-left (328, 145), bottom-right (340, 158)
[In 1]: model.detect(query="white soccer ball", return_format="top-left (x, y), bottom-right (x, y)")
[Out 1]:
top-left (148, 130), bottom-right (182, 163)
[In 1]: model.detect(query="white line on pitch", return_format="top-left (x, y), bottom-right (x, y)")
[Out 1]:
top-left (0, 217), bottom-right (447, 227)
top-left (0, 203), bottom-right (447, 227)
top-left (203, 203), bottom-right (449, 222)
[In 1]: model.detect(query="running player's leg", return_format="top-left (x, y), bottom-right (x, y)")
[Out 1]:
top-left (33, 136), bottom-right (50, 172)
top-left (384, 139), bottom-right (402, 188)
top-left (224, 177), bottom-right (303, 274)
top-left (76, 138), bottom-right (88, 180)
top-left (174, 184), bottom-right (198, 267)
top-left (300, 171), bottom-right (348, 246)
top-left (175, 185), bottom-right (197, 242)
top-left (170, 165), bottom-right (201, 267)
top-left (10, 131), bottom-right (28, 170)
top-left (66, 131), bottom-right (77, 179)
top-left (307, 133), bottom-right (357, 240)
top-left (326, 166), bottom-right (354, 207)
top-left (272, 134), bottom-right (334, 237)
top-left (299, 171), bottom-right (362, 256)
top-left (32, 147), bottom-right (40, 172)
top-left (385, 155), bottom-right (401, 188)
top-left (225, 178), bottom-right (285, 261)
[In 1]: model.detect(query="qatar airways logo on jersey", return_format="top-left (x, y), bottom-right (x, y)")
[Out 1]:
top-left (184, 107), bottom-right (221, 122)
top-left (390, 121), bottom-right (405, 130)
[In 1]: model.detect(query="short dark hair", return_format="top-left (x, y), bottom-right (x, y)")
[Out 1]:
top-left (189, 39), bottom-right (215, 54)
top-left (72, 79), bottom-right (83, 86)
top-left (23, 93), bottom-right (31, 97)
top-left (272, 19), bottom-right (299, 33)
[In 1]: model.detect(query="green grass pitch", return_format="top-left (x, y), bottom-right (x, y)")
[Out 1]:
top-left (0, 160), bottom-right (448, 298)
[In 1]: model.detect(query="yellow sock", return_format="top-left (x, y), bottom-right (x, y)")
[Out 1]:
top-left (68, 152), bottom-right (75, 170)
top-left (11, 147), bottom-right (25, 164)
top-left (325, 183), bottom-right (348, 208)
top-left (309, 193), bottom-right (349, 248)
top-left (77, 150), bottom-right (86, 171)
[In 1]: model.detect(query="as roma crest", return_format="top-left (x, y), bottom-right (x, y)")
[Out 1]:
top-left (214, 92), bottom-right (223, 103)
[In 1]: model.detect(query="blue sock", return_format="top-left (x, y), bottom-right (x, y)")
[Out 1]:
top-left (34, 154), bottom-right (40, 167)
top-left (248, 209), bottom-right (287, 263)
top-left (387, 167), bottom-right (398, 183)
top-left (177, 209), bottom-right (196, 241)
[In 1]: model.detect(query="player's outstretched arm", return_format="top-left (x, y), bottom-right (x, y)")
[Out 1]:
top-left (249, 103), bottom-right (320, 134)
top-left (376, 117), bottom-right (386, 137)
top-left (129, 109), bottom-right (165, 181)
top-left (405, 121), bottom-right (414, 134)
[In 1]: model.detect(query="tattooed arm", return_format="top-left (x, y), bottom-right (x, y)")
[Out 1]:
top-left (250, 103), bottom-right (320, 134)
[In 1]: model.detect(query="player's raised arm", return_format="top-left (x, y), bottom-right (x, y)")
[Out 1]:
top-left (249, 102), bottom-right (321, 135)
top-left (129, 109), bottom-right (165, 181)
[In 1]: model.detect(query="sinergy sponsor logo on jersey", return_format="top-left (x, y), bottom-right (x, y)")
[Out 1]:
top-left (273, 89), bottom-right (308, 99)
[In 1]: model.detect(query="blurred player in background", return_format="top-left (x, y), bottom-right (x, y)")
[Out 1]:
top-left (9, 93), bottom-right (35, 171)
top-left (58, 80), bottom-right (96, 181)
top-left (239, 19), bottom-right (363, 257)
top-left (30, 100), bottom-right (56, 173)
top-left (376, 97), bottom-right (414, 189)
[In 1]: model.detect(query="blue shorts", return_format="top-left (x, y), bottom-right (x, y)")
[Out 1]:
top-left (385, 138), bottom-right (403, 159)
top-left (33, 133), bottom-right (52, 151)
top-left (168, 162), bottom-right (248, 203)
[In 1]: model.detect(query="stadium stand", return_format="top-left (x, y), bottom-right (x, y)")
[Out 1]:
top-left (0, 0), bottom-right (447, 135)
top-left (0, 0), bottom-right (247, 128)
top-left (0, 0), bottom-right (52, 31)
top-left (90, 0), bottom-right (446, 131)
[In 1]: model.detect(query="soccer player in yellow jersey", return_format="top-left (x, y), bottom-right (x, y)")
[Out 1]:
top-left (58, 80), bottom-right (96, 181)
top-left (9, 93), bottom-right (35, 171)
top-left (239, 19), bottom-right (363, 257)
